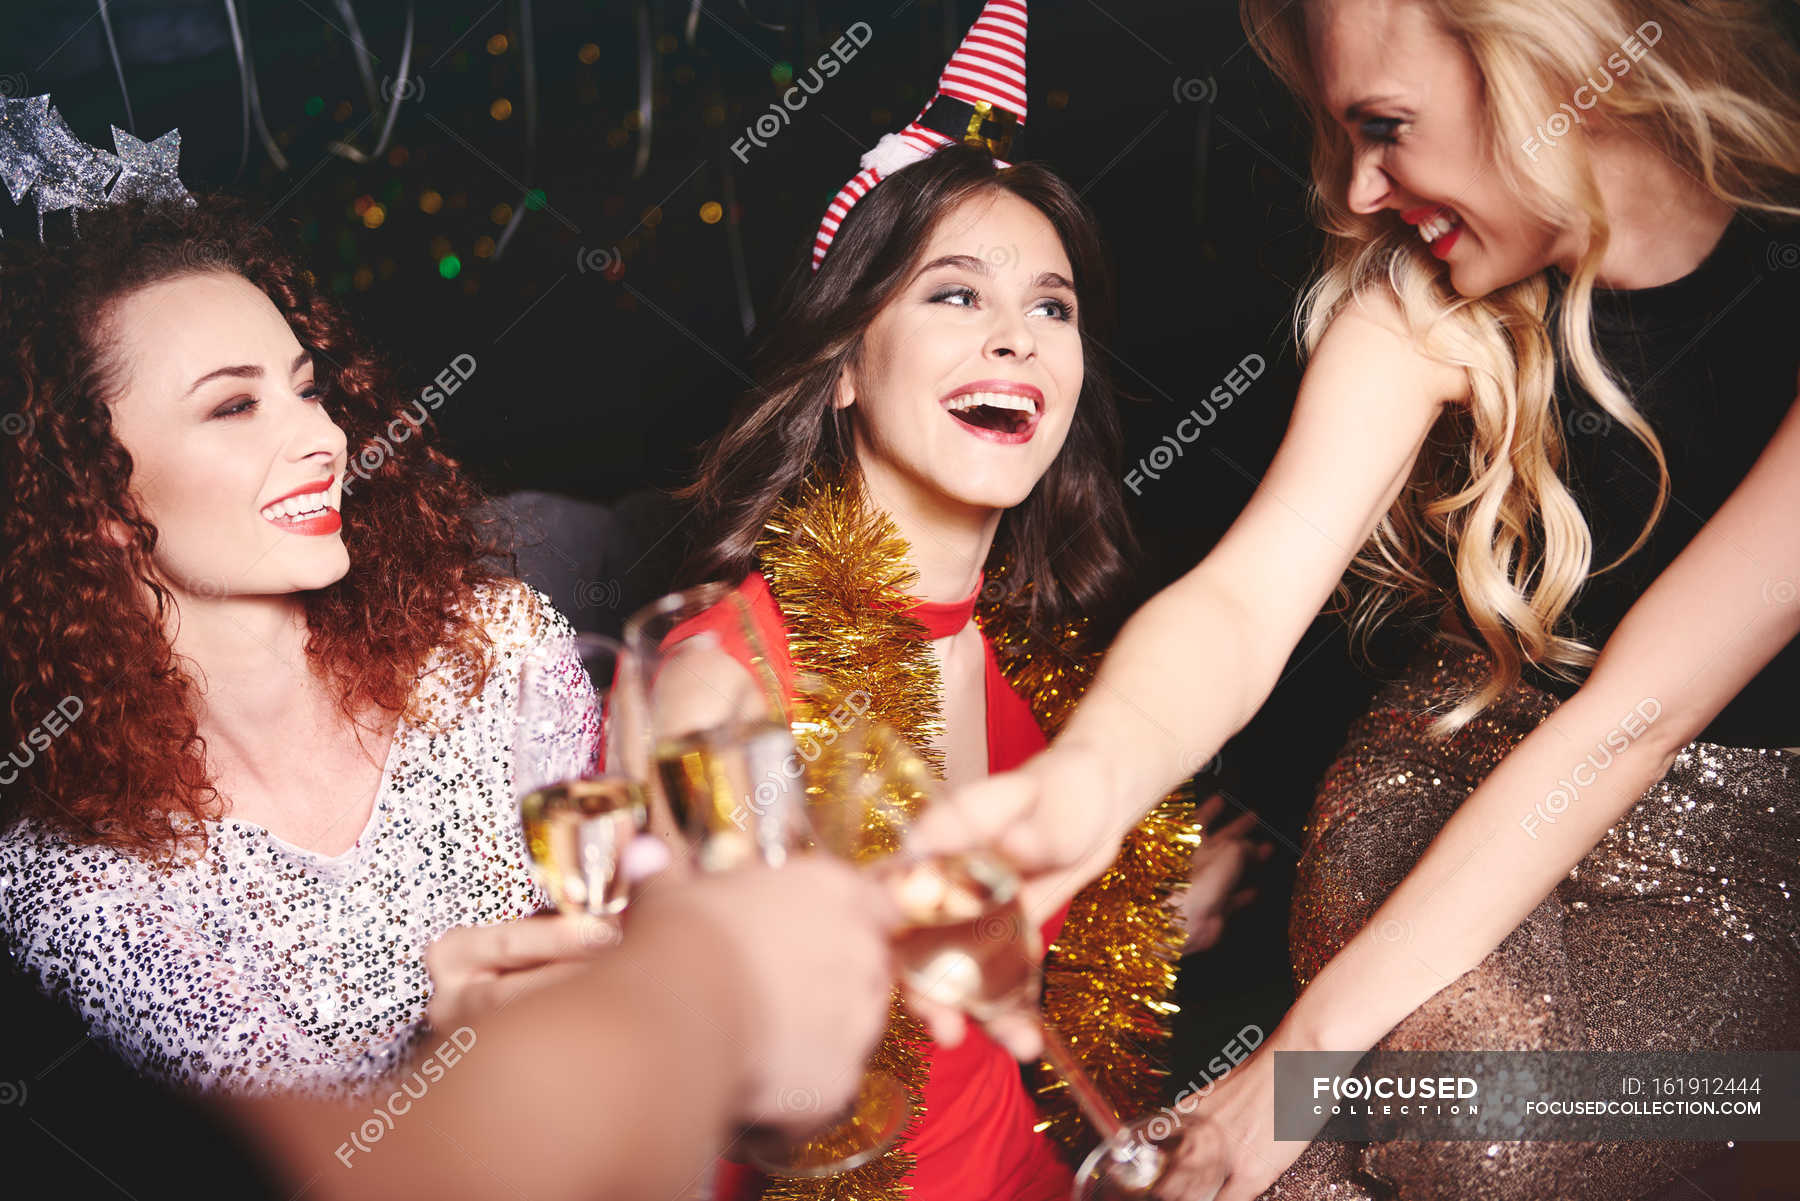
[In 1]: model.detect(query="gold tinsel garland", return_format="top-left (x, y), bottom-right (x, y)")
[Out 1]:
top-left (975, 562), bottom-right (1204, 1160)
top-left (756, 473), bottom-right (937, 1201)
top-left (753, 470), bottom-right (1202, 1197)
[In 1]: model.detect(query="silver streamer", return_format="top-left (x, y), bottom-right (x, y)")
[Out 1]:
top-left (633, 0), bottom-right (653, 179)
top-left (98, 0), bottom-right (136, 135)
top-left (328, 0), bottom-right (417, 165)
top-left (221, 0), bottom-right (290, 175)
top-left (493, 0), bottom-right (541, 260)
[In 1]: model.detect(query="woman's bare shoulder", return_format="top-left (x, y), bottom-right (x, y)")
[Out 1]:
top-left (1316, 286), bottom-right (1471, 408)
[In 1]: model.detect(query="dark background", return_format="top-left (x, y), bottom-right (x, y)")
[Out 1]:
top-left (9, 5), bottom-right (1800, 1196)
top-left (6, 0), bottom-right (1373, 1106)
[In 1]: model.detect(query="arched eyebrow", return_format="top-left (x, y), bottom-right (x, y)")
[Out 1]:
top-left (912, 253), bottom-right (1075, 291)
top-left (184, 350), bottom-right (312, 398)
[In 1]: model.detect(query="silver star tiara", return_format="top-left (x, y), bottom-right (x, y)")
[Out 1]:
top-left (0, 94), bottom-right (193, 241)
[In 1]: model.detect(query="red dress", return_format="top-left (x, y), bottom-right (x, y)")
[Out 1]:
top-left (673, 571), bottom-right (1074, 1201)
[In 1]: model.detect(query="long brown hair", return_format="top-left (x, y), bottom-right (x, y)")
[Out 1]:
top-left (680, 144), bottom-right (1139, 636)
top-left (0, 194), bottom-right (512, 857)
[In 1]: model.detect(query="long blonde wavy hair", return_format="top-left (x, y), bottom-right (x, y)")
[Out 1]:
top-left (1242, 0), bottom-right (1800, 730)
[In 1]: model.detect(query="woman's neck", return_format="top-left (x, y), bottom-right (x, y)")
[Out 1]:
top-left (855, 457), bottom-right (1001, 605)
top-left (163, 591), bottom-right (329, 751)
top-left (1575, 131), bottom-right (1736, 289)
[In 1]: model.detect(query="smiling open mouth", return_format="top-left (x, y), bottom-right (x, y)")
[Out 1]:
top-left (258, 480), bottom-right (343, 535)
top-left (1402, 205), bottom-right (1465, 260)
top-left (943, 391), bottom-right (1041, 439)
top-left (259, 495), bottom-right (334, 524)
top-left (1416, 210), bottom-right (1461, 244)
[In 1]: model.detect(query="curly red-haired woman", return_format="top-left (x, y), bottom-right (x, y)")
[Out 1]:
top-left (0, 195), bottom-right (595, 1096)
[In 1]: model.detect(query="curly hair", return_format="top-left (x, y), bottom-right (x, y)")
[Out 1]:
top-left (679, 144), bottom-right (1141, 639)
top-left (0, 194), bottom-right (512, 858)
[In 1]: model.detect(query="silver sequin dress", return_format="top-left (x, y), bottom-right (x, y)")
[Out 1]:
top-left (0, 580), bottom-right (596, 1098)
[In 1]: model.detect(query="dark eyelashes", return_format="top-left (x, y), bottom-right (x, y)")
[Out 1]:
top-left (1358, 116), bottom-right (1405, 143)
top-left (213, 385), bottom-right (323, 419)
top-left (927, 284), bottom-right (1076, 322)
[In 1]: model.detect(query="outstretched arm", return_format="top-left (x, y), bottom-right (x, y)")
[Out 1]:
top-left (1167, 388), bottom-right (1800, 1201)
top-left (240, 858), bottom-right (898, 1201)
top-left (1290, 387), bottom-right (1800, 1056)
top-left (919, 297), bottom-right (1464, 896)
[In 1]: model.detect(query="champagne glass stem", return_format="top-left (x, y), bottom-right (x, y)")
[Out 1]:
top-left (1038, 1019), bottom-right (1128, 1142)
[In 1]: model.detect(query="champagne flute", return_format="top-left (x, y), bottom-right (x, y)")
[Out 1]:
top-left (889, 845), bottom-right (1174, 1197)
top-left (791, 677), bottom-right (1176, 1198)
top-left (1071, 1117), bottom-right (1188, 1200)
top-left (625, 582), bottom-right (807, 873)
top-left (513, 632), bottom-right (652, 923)
top-left (895, 854), bottom-right (1175, 1197)
top-left (622, 587), bottom-right (909, 1176)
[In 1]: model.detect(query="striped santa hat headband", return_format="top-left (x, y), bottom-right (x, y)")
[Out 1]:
top-left (811, 0), bottom-right (1028, 271)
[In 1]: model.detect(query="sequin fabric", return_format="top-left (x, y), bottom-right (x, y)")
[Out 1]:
top-left (0, 581), bottom-right (596, 1099)
top-left (1265, 636), bottom-right (1799, 1200)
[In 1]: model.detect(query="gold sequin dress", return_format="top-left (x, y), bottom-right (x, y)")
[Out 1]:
top-left (1264, 635), bottom-right (1799, 1200)
top-left (0, 581), bottom-right (589, 1097)
top-left (1266, 211), bottom-right (1800, 1200)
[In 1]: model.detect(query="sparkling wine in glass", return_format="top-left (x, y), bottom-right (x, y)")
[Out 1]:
top-left (887, 851), bottom-right (1038, 1017)
top-left (1071, 1116), bottom-right (1185, 1199)
top-left (624, 588), bottom-right (906, 1176)
top-left (652, 716), bottom-right (806, 872)
top-left (513, 632), bottom-right (652, 919)
top-left (627, 583), bottom-right (807, 872)
top-left (889, 848), bottom-right (1176, 1197)
top-left (518, 774), bottom-right (649, 918)
top-left (792, 677), bottom-right (1177, 1199)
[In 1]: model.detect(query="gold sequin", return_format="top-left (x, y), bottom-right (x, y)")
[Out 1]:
top-left (1267, 636), bottom-right (1798, 1200)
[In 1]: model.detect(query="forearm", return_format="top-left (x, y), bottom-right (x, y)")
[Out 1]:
top-left (1288, 675), bottom-right (1689, 1053)
top-left (1057, 563), bottom-right (1278, 840)
top-left (1297, 391), bottom-right (1800, 1055)
top-left (243, 920), bottom-right (752, 1201)
top-left (1046, 305), bottom-right (1459, 851)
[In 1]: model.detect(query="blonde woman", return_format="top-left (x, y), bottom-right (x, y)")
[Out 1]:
top-left (918, 0), bottom-right (1800, 1197)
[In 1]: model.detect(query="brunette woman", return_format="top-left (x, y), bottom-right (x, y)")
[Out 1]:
top-left (935, 1), bottom-right (1800, 1197)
